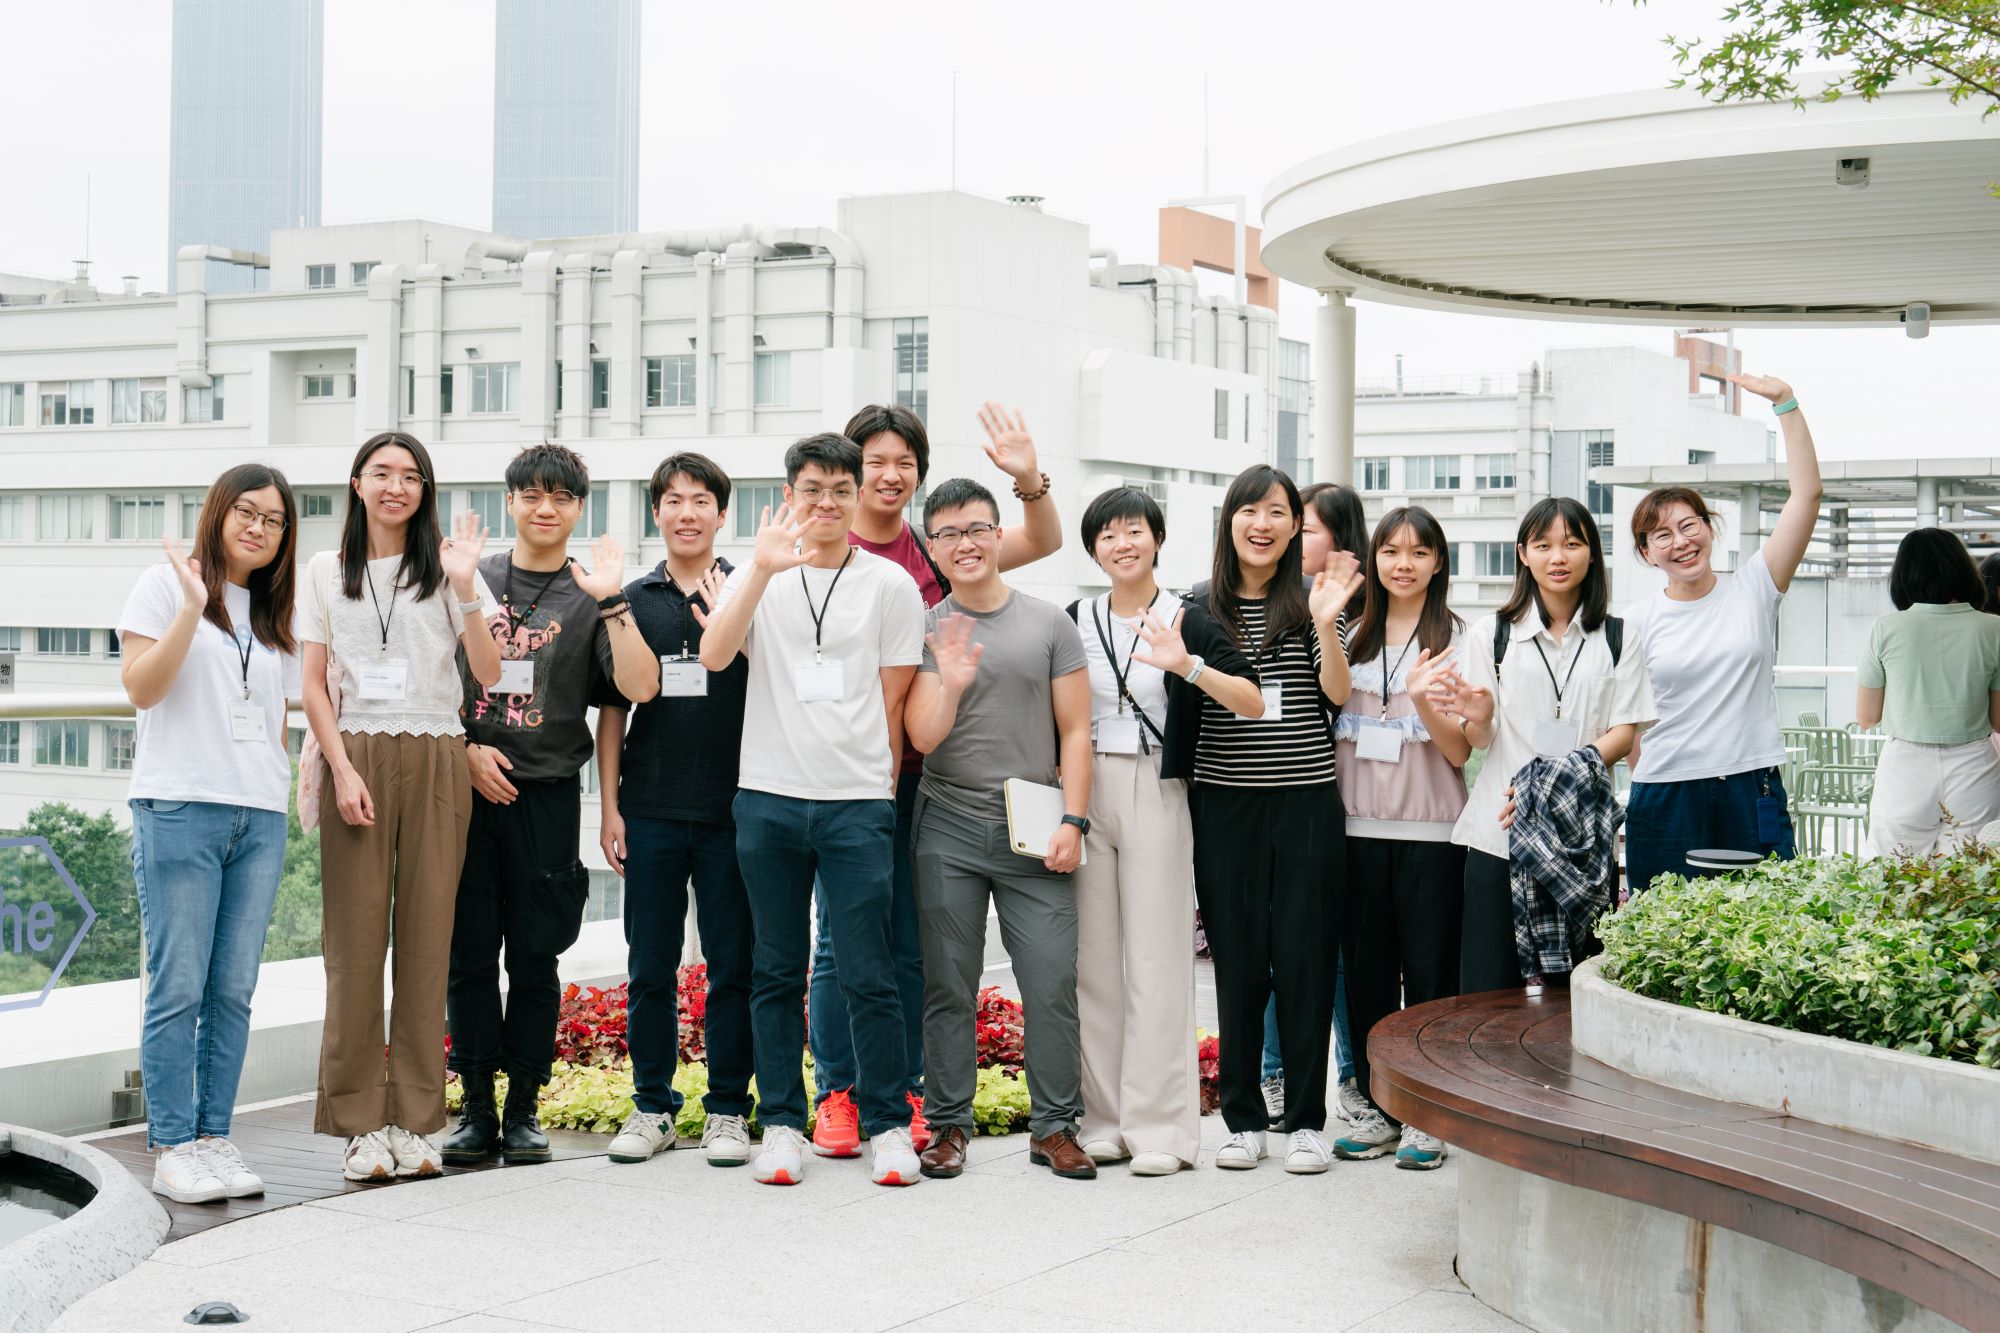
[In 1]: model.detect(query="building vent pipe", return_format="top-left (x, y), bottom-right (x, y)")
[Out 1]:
top-left (1006, 195), bottom-right (1045, 211)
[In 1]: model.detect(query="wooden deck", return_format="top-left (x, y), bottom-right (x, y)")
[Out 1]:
top-left (93, 1097), bottom-right (613, 1243)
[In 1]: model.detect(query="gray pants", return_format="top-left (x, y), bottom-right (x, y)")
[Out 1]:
top-left (913, 793), bottom-right (1082, 1138)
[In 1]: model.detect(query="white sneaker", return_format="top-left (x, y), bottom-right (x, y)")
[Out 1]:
top-left (1336, 1077), bottom-right (1372, 1126)
top-left (343, 1130), bottom-right (397, 1182)
top-left (1129, 1151), bottom-right (1184, 1176)
top-left (1283, 1128), bottom-right (1334, 1175)
top-left (384, 1125), bottom-right (444, 1178)
top-left (703, 1113), bottom-right (752, 1167)
top-left (195, 1137), bottom-right (263, 1198)
top-left (1081, 1139), bottom-right (1128, 1165)
top-left (870, 1125), bottom-right (921, 1186)
top-left (609, 1111), bottom-right (675, 1164)
top-left (152, 1142), bottom-right (226, 1203)
top-left (1215, 1130), bottom-right (1265, 1170)
top-left (753, 1125), bottom-right (806, 1186)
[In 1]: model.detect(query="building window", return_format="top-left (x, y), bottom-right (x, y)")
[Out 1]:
top-left (466, 488), bottom-right (517, 539)
top-left (470, 363), bottom-right (518, 414)
top-left (732, 482), bottom-right (785, 539)
top-left (0, 721), bottom-right (18, 765)
top-left (184, 376), bottom-right (225, 423)
top-left (180, 495), bottom-right (202, 536)
top-left (582, 488), bottom-right (609, 538)
top-left (591, 359), bottom-right (610, 410)
top-left (1474, 453), bottom-right (1517, 490)
top-left (303, 374), bottom-right (336, 399)
top-left (893, 317), bottom-right (929, 423)
top-left (754, 352), bottom-right (790, 407)
top-left (1688, 449), bottom-right (1716, 465)
top-left (1584, 434), bottom-right (1616, 518)
top-left (38, 495), bottom-right (92, 541)
top-left (1449, 542), bottom-right (1516, 579)
top-left (403, 366), bottom-right (416, 415)
top-left (104, 723), bottom-right (136, 771)
top-left (1358, 457), bottom-right (1391, 491)
top-left (0, 382), bottom-right (23, 427)
top-left (110, 378), bottom-right (168, 424)
top-left (0, 628), bottom-right (19, 651)
top-left (301, 492), bottom-right (334, 518)
top-left (1213, 388), bottom-right (1228, 441)
top-left (104, 631), bottom-right (121, 661)
top-left (0, 496), bottom-right (23, 541)
top-left (645, 355), bottom-right (695, 408)
top-left (36, 627), bottom-right (92, 656)
top-left (306, 264), bottom-right (335, 290)
top-left (33, 720), bottom-right (90, 768)
top-left (1407, 455), bottom-right (1461, 491)
top-left (109, 494), bottom-right (166, 541)
top-left (352, 261), bottom-right (378, 285)
top-left (439, 366), bottom-right (455, 415)
top-left (41, 381), bottom-right (94, 427)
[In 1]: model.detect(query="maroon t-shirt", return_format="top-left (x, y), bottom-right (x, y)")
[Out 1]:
top-left (850, 522), bottom-right (943, 772)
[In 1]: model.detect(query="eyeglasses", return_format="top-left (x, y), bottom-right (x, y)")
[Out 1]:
top-left (361, 467), bottom-right (426, 489)
top-left (794, 483), bottom-right (858, 505)
top-left (227, 502), bottom-right (288, 533)
top-left (515, 489), bottom-right (580, 509)
top-left (928, 522), bottom-right (999, 546)
top-left (1645, 518), bottom-right (1708, 550)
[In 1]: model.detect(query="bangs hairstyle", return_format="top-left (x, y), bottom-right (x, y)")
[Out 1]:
top-left (1499, 497), bottom-right (1610, 633)
top-left (341, 431), bottom-right (446, 603)
top-left (1207, 464), bottom-right (1310, 654)
top-left (195, 463), bottom-right (299, 653)
top-left (505, 442), bottom-right (589, 497)
top-left (1080, 486), bottom-right (1166, 567)
top-left (1630, 485), bottom-right (1722, 564)
top-left (1889, 528), bottom-right (1986, 611)
top-left (784, 432), bottom-right (863, 486)
top-left (922, 476), bottom-right (1000, 530)
top-left (648, 451), bottom-right (732, 510)
top-left (1348, 507), bottom-right (1461, 664)
top-left (1302, 481), bottom-right (1368, 618)
top-left (843, 403), bottom-right (931, 482)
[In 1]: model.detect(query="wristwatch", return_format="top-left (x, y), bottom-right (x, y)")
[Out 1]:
top-left (1061, 814), bottom-right (1091, 836)
top-left (1184, 654), bottom-right (1206, 685)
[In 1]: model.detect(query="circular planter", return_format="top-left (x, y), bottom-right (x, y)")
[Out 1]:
top-left (0, 1124), bottom-right (168, 1333)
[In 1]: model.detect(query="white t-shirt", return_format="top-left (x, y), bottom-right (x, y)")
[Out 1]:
top-left (117, 563), bottom-right (301, 813)
top-left (297, 550), bottom-right (499, 737)
top-left (1078, 590), bottom-right (1175, 747)
top-left (718, 549), bottom-right (926, 802)
top-left (1626, 549), bottom-right (1787, 783)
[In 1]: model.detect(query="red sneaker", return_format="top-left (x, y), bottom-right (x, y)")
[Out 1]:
top-left (812, 1088), bottom-right (861, 1158)
top-left (907, 1091), bottom-right (931, 1154)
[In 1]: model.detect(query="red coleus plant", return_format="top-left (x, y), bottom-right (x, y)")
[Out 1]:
top-left (1197, 1031), bottom-right (1221, 1115)
top-left (975, 986), bottom-right (1026, 1075)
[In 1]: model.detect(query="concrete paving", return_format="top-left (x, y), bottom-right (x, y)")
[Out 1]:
top-left (51, 1117), bottom-right (1525, 1333)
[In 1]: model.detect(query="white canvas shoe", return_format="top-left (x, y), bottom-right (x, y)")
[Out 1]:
top-left (152, 1142), bottom-right (227, 1204)
top-left (1282, 1128), bottom-right (1334, 1175)
top-left (196, 1137), bottom-right (264, 1198)
top-left (1215, 1130), bottom-right (1266, 1170)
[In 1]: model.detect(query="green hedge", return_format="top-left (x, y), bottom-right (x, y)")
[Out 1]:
top-left (1597, 847), bottom-right (2000, 1067)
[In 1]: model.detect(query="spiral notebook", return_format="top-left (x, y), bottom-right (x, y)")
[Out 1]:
top-left (1001, 778), bottom-right (1087, 866)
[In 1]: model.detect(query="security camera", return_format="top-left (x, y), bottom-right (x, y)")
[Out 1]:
top-left (1903, 302), bottom-right (1931, 340)
top-left (1836, 157), bottom-right (1871, 189)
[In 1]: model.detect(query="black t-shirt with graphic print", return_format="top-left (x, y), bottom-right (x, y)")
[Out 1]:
top-left (458, 551), bottom-right (616, 784)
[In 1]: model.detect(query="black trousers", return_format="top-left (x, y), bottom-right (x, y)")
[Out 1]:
top-left (1190, 781), bottom-right (1344, 1135)
top-left (446, 778), bottom-right (587, 1090)
top-left (1459, 846), bottom-right (1522, 995)
top-left (1342, 836), bottom-right (1465, 1119)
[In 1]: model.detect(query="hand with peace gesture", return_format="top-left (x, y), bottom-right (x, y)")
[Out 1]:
top-left (1310, 550), bottom-right (1365, 628)
top-left (572, 536), bottom-right (628, 600)
top-left (926, 613), bottom-right (984, 695)
top-left (750, 502), bottom-right (810, 574)
top-left (1720, 369), bottom-right (1793, 405)
top-left (161, 536), bottom-right (207, 611)
top-left (687, 562), bottom-right (730, 628)
top-left (1133, 606), bottom-right (1191, 677)
top-left (441, 509), bottom-right (489, 598)
top-left (976, 402), bottom-right (1040, 487)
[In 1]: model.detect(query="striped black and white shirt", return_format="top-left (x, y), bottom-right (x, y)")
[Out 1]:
top-left (1193, 598), bottom-right (1338, 787)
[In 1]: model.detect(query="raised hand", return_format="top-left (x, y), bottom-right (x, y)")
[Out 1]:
top-left (1134, 606), bottom-right (1191, 677)
top-left (1404, 646), bottom-right (1460, 699)
top-left (1310, 554), bottom-right (1364, 626)
top-left (751, 503), bottom-right (810, 574)
top-left (1428, 666), bottom-right (1494, 729)
top-left (441, 509), bottom-right (488, 593)
top-left (161, 536), bottom-right (207, 609)
top-left (926, 613), bottom-right (984, 694)
top-left (976, 402), bottom-right (1039, 485)
top-left (571, 536), bottom-right (627, 600)
top-left (688, 562), bottom-right (729, 628)
top-left (1720, 370), bottom-right (1793, 405)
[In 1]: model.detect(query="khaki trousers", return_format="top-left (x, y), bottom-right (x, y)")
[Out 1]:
top-left (1075, 750), bottom-right (1201, 1163)
top-left (315, 731), bottom-right (472, 1137)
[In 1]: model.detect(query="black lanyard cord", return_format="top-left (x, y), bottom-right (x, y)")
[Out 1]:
top-left (1381, 627), bottom-right (1419, 720)
top-left (802, 550), bottom-right (855, 660)
top-left (1531, 633), bottom-right (1588, 719)
top-left (503, 559), bottom-right (570, 633)
top-left (1090, 594), bottom-right (1168, 748)
top-left (229, 623), bottom-right (254, 700)
top-left (362, 564), bottom-right (396, 651)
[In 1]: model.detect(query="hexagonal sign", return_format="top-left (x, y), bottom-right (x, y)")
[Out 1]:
top-left (0, 835), bottom-right (97, 1013)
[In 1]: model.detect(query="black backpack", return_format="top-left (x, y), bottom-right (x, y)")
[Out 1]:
top-left (1493, 615), bottom-right (1622, 677)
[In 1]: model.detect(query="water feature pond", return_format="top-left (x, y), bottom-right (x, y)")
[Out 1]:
top-left (0, 1152), bottom-right (95, 1248)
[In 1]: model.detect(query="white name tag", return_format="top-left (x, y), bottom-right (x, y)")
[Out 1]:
top-left (495, 659), bottom-right (535, 696)
top-left (660, 658), bottom-right (708, 697)
top-left (1533, 716), bottom-right (1582, 758)
top-left (355, 658), bottom-right (409, 701)
top-left (1256, 684), bottom-right (1285, 721)
top-left (1096, 716), bottom-right (1142, 754)
top-left (793, 660), bottom-right (844, 702)
top-left (1355, 719), bottom-right (1403, 763)
top-left (228, 701), bottom-right (269, 743)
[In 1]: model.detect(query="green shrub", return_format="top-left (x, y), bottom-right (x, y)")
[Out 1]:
top-left (1597, 847), bottom-right (2000, 1066)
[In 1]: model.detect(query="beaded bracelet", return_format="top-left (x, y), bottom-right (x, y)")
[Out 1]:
top-left (1012, 470), bottom-right (1053, 502)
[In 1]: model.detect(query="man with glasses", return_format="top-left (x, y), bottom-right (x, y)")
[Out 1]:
top-left (442, 443), bottom-right (660, 1166)
top-left (899, 478), bottom-right (1096, 1180)
top-left (698, 433), bottom-right (928, 1187)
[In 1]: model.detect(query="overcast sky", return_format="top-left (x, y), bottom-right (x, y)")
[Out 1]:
top-left (3, 0), bottom-right (1995, 460)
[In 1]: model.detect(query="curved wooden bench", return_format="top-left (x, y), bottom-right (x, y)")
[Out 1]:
top-left (1371, 989), bottom-right (2000, 1332)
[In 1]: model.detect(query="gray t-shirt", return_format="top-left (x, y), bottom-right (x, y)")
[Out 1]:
top-left (918, 590), bottom-right (1087, 822)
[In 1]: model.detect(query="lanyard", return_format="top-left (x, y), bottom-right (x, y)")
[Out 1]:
top-left (1380, 627), bottom-right (1418, 720)
top-left (1531, 632), bottom-right (1588, 719)
top-left (503, 559), bottom-right (569, 634)
top-left (802, 550), bottom-right (854, 663)
top-left (1091, 593), bottom-right (1168, 750)
top-left (362, 563), bottom-right (396, 653)
top-left (230, 624), bottom-right (254, 701)
top-left (669, 563), bottom-right (717, 659)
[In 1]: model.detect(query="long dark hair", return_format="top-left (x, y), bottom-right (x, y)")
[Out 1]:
top-left (194, 463), bottom-right (299, 653)
top-left (1207, 464), bottom-right (1310, 655)
top-left (1348, 507), bottom-right (1460, 665)
top-left (1302, 481), bottom-right (1368, 620)
top-left (1498, 497), bottom-right (1609, 633)
top-left (340, 431), bottom-right (445, 602)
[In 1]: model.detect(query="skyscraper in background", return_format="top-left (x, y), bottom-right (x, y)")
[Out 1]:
top-left (167, 0), bottom-right (323, 292)
top-left (492, 0), bottom-right (641, 239)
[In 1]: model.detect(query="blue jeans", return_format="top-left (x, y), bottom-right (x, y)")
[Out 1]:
top-left (129, 799), bottom-right (286, 1148)
top-left (808, 769), bottom-right (923, 1103)
top-left (1626, 767), bottom-right (1796, 897)
top-left (622, 815), bottom-right (755, 1118)
top-left (734, 790), bottom-right (910, 1136)
top-left (1260, 957), bottom-right (1355, 1084)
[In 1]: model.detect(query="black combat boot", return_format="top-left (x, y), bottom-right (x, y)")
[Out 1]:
top-left (441, 1072), bottom-right (501, 1166)
top-left (501, 1076), bottom-right (551, 1164)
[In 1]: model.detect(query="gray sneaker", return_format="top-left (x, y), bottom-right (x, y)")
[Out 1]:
top-left (1260, 1076), bottom-right (1286, 1129)
top-left (1333, 1106), bottom-right (1398, 1160)
top-left (1396, 1125), bottom-right (1448, 1170)
top-left (608, 1111), bottom-right (676, 1164)
top-left (1336, 1077), bottom-right (1373, 1126)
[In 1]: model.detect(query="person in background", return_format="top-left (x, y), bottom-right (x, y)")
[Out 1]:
top-left (1857, 528), bottom-right (2000, 857)
top-left (119, 465), bottom-right (300, 1204)
top-left (1980, 552), bottom-right (2000, 616)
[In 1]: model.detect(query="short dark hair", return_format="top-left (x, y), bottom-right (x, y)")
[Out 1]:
top-left (1080, 486), bottom-right (1166, 566)
top-left (923, 477), bottom-right (999, 530)
top-left (1889, 528), bottom-right (1986, 611)
top-left (784, 433), bottom-right (863, 486)
top-left (648, 451), bottom-right (731, 510)
top-left (1981, 552), bottom-right (2000, 615)
top-left (1500, 497), bottom-right (1611, 632)
top-left (843, 404), bottom-right (931, 482)
top-left (505, 442), bottom-right (590, 497)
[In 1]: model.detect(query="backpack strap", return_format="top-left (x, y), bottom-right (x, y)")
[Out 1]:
top-left (1064, 599), bottom-right (1079, 623)
top-left (1493, 616), bottom-right (1511, 679)
top-left (1605, 615), bottom-right (1624, 668)
top-left (917, 537), bottom-right (952, 600)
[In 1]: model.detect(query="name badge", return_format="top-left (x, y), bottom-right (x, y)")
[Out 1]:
top-left (660, 658), bottom-right (708, 697)
top-left (794, 660), bottom-right (845, 702)
top-left (355, 658), bottom-right (409, 701)
top-left (1533, 716), bottom-right (1582, 758)
top-left (495, 659), bottom-right (535, 696)
top-left (228, 701), bottom-right (268, 743)
top-left (1255, 684), bottom-right (1285, 721)
top-left (1355, 719), bottom-right (1403, 764)
top-left (1096, 716), bottom-right (1142, 754)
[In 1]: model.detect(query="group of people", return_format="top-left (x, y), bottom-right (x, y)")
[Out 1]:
top-left (121, 367), bottom-right (1993, 1204)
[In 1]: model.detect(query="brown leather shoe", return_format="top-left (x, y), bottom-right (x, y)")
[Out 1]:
top-left (919, 1124), bottom-right (968, 1179)
top-left (1029, 1128), bottom-right (1098, 1179)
